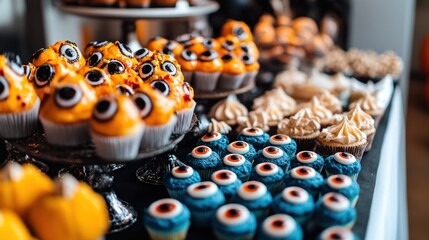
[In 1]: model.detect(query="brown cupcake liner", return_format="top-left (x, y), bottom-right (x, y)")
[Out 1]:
top-left (292, 137), bottom-right (317, 152)
top-left (365, 130), bottom-right (376, 152)
top-left (315, 140), bottom-right (368, 160)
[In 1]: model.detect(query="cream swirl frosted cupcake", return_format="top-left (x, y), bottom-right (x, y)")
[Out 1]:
top-left (349, 92), bottom-right (383, 127)
top-left (316, 118), bottom-right (368, 159)
top-left (217, 154), bottom-right (252, 182)
top-left (343, 104), bottom-right (376, 151)
top-left (304, 96), bottom-right (333, 127)
top-left (213, 203), bottom-right (257, 240)
top-left (314, 192), bottom-right (357, 230)
top-left (278, 108), bottom-right (321, 152)
top-left (232, 181), bottom-right (273, 221)
top-left (315, 90), bottom-right (343, 114)
top-left (252, 88), bottom-right (297, 119)
top-left (209, 95), bottom-right (248, 126)
top-left (258, 214), bottom-right (303, 240)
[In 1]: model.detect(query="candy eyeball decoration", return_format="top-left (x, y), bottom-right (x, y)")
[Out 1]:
top-left (138, 61), bottom-right (155, 80)
top-left (322, 192), bottom-right (350, 211)
top-left (116, 84), bottom-right (134, 96)
top-left (296, 151), bottom-right (318, 163)
top-left (191, 146), bottom-right (212, 159)
top-left (0, 76), bottom-right (9, 101)
top-left (92, 97), bottom-right (118, 122)
top-left (255, 162), bottom-right (279, 176)
top-left (34, 64), bottom-right (55, 88)
top-left (161, 60), bottom-right (177, 76)
top-left (282, 186), bottom-right (309, 204)
top-left (59, 43), bottom-right (80, 63)
top-left (148, 198), bottom-right (183, 219)
top-left (132, 91), bottom-right (153, 118)
top-left (134, 48), bottom-right (150, 60)
top-left (237, 181), bottom-right (267, 201)
top-left (87, 52), bottom-right (103, 67)
top-left (187, 181), bottom-right (218, 199)
top-left (117, 42), bottom-right (133, 58)
top-left (181, 49), bottom-right (197, 61)
top-left (106, 60), bottom-right (126, 75)
top-left (227, 141), bottom-right (250, 155)
top-left (327, 175), bottom-right (352, 189)
top-left (172, 166), bottom-right (194, 178)
top-left (54, 84), bottom-right (83, 109)
top-left (150, 80), bottom-right (170, 96)
top-left (221, 20), bottom-right (253, 42)
top-left (211, 169), bottom-right (237, 185)
top-left (262, 146), bottom-right (284, 159)
top-left (216, 204), bottom-right (250, 226)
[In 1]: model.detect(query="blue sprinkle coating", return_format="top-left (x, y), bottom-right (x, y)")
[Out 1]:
top-left (184, 151), bottom-right (221, 170)
top-left (319, 178), bottom-right (360, 203)
top-left (223, 143), bottom-right (257, 163)
top-left (237, 132), bottom-right (270, 150)
top-left (217, 159), bottom-right (252, 180)
top-left (197, 134), bottom-right (229, 155)
top-left (232, 191), bottom-right (273, 210)
top-left (267, 138), bottom-right (297, 160)
top-left (144, 203), bottom-right (191, 231)
top-left (271, 192), bottom-right (315, 222)
top-left (249, 166), bottom-right (284, 185)
top-left (212, 210), bottom-right (257, 237)
top-left (181, 190), bottom-right (225, 211)
top-left (216, 179), bottom-right (242, 199)
top-left (282, 169), bottom-right (324, 198)
top-left (314, 197), bottom-right (357, 228)
top-left (253, 149), bottom-right (291, 171)
top-left (324, 155), bottom-right (361, 177)
top-left (164, 170), bottom-right (201, 191)
top-left (290, 152), bottom-right (324, 172)
top-left (258, 218), bottom-right (303, 240)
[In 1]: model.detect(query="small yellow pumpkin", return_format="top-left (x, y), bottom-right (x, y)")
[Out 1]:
top-left (0, 209), bottom-right (33, 240)
top-left (0, 162), bottom-right (54, 218)
top-left (28, 174), bottom-right (109, 240)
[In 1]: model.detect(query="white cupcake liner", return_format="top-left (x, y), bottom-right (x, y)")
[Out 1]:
top-left (218, 73), bottom-right (246, 90)
top-left (141, 116), bottom-right (177, 149)
top-left (242, 71), bottom-right (258, 87)
top-left (173, 101), bottom-right (196, 134)
top-left (91, 126), bottom-right (144, 161)
top-left (183, 71), bottom-right (193, 84)
top-left (40, 116), bottom-right (90, 146)
top-left (0, 98), bottom-right (40, 139)
top-left (194, 71), bottom-right (221, 92)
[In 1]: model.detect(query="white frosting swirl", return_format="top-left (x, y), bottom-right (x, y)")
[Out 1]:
top-left (171, 166), bottom-right (194, 179)
top-left (242, 127), bottom-right (264, 136)
top-left (209, 119), bottom-right (232, 135)
top-left (201, 132), bottom-right (222, 142)
top-left (277, 108), bottom-right (321, 137)
top-left (216, 204), bottom-right (250, 226)
top-left (227, 141), bottom-right (250, 155)
top-left (237, 181), bottom-right (267, 201)
top-left (322, 192), bottom-right (350, 211)
top-left (262, 146), bottom-right (284, 159)
top-left (237, 110), bottom-right (270, 132)
top-left (282, 186), bottom-right (309, 204)
top-left (256, 162), bottom-right (279, 177)
top-left (187, 181), bottom-right (218, 199)
top-left (211, 170), bottom-right (237, 186)
top-left (208, 95), bottom-right (248, 125)
top-left (269, 134), bottom-right (292, 145)
top-left (346, 104), bottom-right (375, 131)
top-left (327, 175), bottom-right (352, 189)
top-left (148, 198), bottom-right (183, 219)
top-left (320, 226), bottom-right (354, 240)
top-left (191, 146), bottom-right (212, 159)
top-left (318, 117), bottom-right (367, 145)
top-left (290, 166), bottom-right (316, 179)
top-left (333, 152), bottom-right (356, 165)
top-left (262, 214), bottom-right (296, 237)
top-left (223, 154), bottom-right (246, 167)
top-left (296, 151), bottom-right (318, 163)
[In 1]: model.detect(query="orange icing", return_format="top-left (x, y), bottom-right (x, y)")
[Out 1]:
top-left (94, 41), bottom-right (138, 69)
top-left (221, 20), bottom-right (253, 42)
top-left (32, 63), bottom-right (72, 101)
top-left (234, 41), bottom-right (260, 59)
top-left (177, 50), bottom-right (197, 72)
top-left (108, 67), bottom-right (143, 90)
top-left (32, 40), bottom-right (85, 71)
top-left (146, 37), bottom-right (169, 52)
top-left (221, 53), bottom-right (245, 75)
top-left (254, 22), bottom-right (276, 45)
top-left (78, 66), bottom-right (115, 97)
top-left (39, 73), bottom-right (97, 124)
top-left (90, 94), bottom-right (143, 136)
top-left (196, 51), bottom-right (223, 73)
top-left (0, 55), bottom-right (38, 113)
top-left (83, 41), bottom-right (114, 59)
top-left (217, 35), bottom-right (241, 53)
top-left (187, 38), bottom-right (220, 55)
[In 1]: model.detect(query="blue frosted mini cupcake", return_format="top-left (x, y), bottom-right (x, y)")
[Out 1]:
top-left (267, 134), bottom-right (297, 160)
top-left (319, 175), bottom-right (360, 207)
top-left (324, 152), bottom-right (361, 180)
top-left (237, 127), bottom-right (270, 150)
top-left (316, 226), bottom-right (360, 240)
top-left (254, 146), bottom-right (291, 171)
top-left (271, 186), bottom-right (315, 225)
top-left (224, 141), bottom-right (257, 163)
top-left (211, 169), bottom-right (242, 201)
top-left (181, 181), bottom-right (225, 226)
top-left (290, 151), bottom-right (324, 173)
top-left (164, 165), bottom-right (201, 200)
top-left (232, 181), bottom-right (273, 222)
top-left (314, 192), bottom-right (357, 230)
top-left (213, 203), bottom-right (257, 240)
top-left (185, 146), bottom-right (221, 180)
top-left (197, 131), bottom-right (229, 156)
top-left (249, 162), bottom-right (284, 194)
top-left (282, 166), bottom-right (324, 199)
top-left (218, 154), bottom-right (252, 182)
top-left (144, 198), bottom-right (191, 240)
top-left (258, 214), bottom-right (303, 240)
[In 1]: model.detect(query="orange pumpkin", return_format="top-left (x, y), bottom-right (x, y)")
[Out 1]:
top-left (0, 209), bottom-right (33, 240)
top-left (27, 174), bottom-right (109, 240)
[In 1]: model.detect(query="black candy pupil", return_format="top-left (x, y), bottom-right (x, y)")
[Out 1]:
top-left (197, 185), bottom-right (207, 190)
top-left (36, 65), bottom-right (52, 81)
top-left (228, 209), bottom-right (239, 216)
top-left (136, 49), bottom-right (147, 56)
top-left (226, 40), bottom-right (233, 46)
top-left (202, 50), bottom-right (212, 57)
top-left (274, 135), bottom-right (283, 140)
top-left (291, 190), bottom-right (300, 197)
top-left (206, 132), bottom-right (214, 137)
top-left (268, 147), bottom-right (276, 152)
top-left (135, 97), bottom-right (147, 110)
top-left (164, 63), bottom-right (174, 73)
top-left (142, 64), bottom-right (152, 74)
top-left (159, 203), bottom-right (171, 211)
top-left (108, 61), bottom-right (124, 74)
top-left (330, 196), bottom-right (340, 202)
top-left (96, 100), bottom-right (110, 113)
top-left (65, 48), bottom-right (75, 57)
top-left (263, 164), bottom-right (272, 170)
top-left (241, 46), bottom-right (249, 52)
top-left (88, 54), bottom-right (100, 66)
top-left (341, 152), bottom-right (350, 157)
top-left (0, 82), bottom-right (4, 94)
top-left (231, 155), bottom-right (239, 160)
top-left (219, 172), bottom-right (230, 179)
top-left (243, 55), bottom-right (250, 62)
top-left (117, 86), bottom-right (132, 96)
top-left (236, 142), bottom-right (244, 147)
top-left (153, 82), bottom-right (167, 93)
top-left (302, 152), bottom-right (311, 157)
top-left (87, 70), bottom-right (102, 82)
top-left (273, 220), bottom-right (284, 227)
top-left (331, 233), bottom-right (343, 239)
top-left (248, 184), bottom-right (257, 190)
top-left (178, 166), bottom-right (187, 171)
top-left (59, 87), bottom-right (76, 100)
top-left (221, 54), bottom-right (233, 61)
top-left (299, 168), bottom-right (308, 174)
top-left (335, 177), bottom-right (343, 182)
top-left (197, 147), bottom-right (206, 153)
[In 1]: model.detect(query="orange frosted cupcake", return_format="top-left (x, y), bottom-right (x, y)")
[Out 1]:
top-left (217, 35), bottom-right (240, 56)
top-left (221, 20), bottom-right (253, 42)
top-left (235, 41), bottom-right (260, 59)
top-left (241, 54), bottom-right (259, 87)
top-left (194, 50), bottom-right (223, 92)
top-left (177, 49), bottom-right (197, 83)
top-left (146, 37), bottom-right (183, 57)
top-left (78, 66), bottom-right (114, 97)
top-left (187, 37), bottom-right (220, 55)
top-left (91, 94), bottom-right (144, 160)
top-left (83, 40), bottom-right (113, 59)
top-left (342, 104), bottom-right (376, 152)
top-left (0, 54), bottom-right (40, 139)
top-left (39, 73), bottom-right (97, 146)
top-left (173, 82), bottom-right (196, 134)
top-left (132, 85), bottom-right (177, 148)
top-left (32, 40), bottom-right (85, 71)
top-left (218, 52), bottom-right (246, 90)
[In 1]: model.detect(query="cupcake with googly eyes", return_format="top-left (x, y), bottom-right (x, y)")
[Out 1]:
top-left (176, 49), bottom-right (197, 83)
top-left (241, 54), bottom-right (259, 87)
top-left (194, 49), bottom-right (223, 92)
top-left (237, 127), bottom-right (269, 150)
top-left (132, 85), bottom-right (177, 149)
top-left (324, 152), bottom-right (361, 181)
top-left (216, 35), bottom-right (241, 56)
top-left (314, 192), bottom-right (357, 230)
top-left (320, 175), bottom-right (360, 207)
top-left (181, 181), bottom-right (225, 226)
top-left (211, 169), bottom-right (242, 200)
top-left (221, 20), bottom-right (254, 43)
top-left (290, 151), bottom-right (324, 173)
top-left (197, 131), bottom-right (229, 156)
top-left (249, 162), bottom-right (284, 194)
top-left (271, 186), bottom-right (315, 225)
top-left (115, 84), bottom-right (135, 96)
top-left (164, 165), bottom-right (201, 200)
top-left (217, 154), bottom-right (252, 182)
top-left (316, 226), bottom-right (360, 240)
top-left (232, 181), bottom-right (273, 221)
top-left (254, 146), bottom-right (291, 172)
top-left (258, 214), bottom-right (303, 240)
top-left (218, 52), bottom-right (246, 90)
top-left (282, 166), bottom-right (324, 199)
top-left (267, 134), bottom-right (297, 161)
top-left (184, 146), bottom-right (221, 180)
top-left (88, 41), bottom-right (138, 71)
top-left (78, 66), bottom-right (114, 97)
top-left (144, 198), bottom-right (191, 240)
top-left (224, 141), bottom-right (257, 164)
top-left (39, 73), bottom-right (97, 146)
top-left (212, 203), bottom-right (257, 240)
top-left (187, 37), bottom-right (221, 56)
top-left (90, 94), bottom-right (144, 161)
top-left (32, 40), bottom-right (86, 71)
top-left (0, 53), bottom-right (40, 139)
